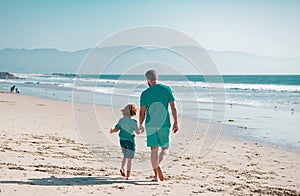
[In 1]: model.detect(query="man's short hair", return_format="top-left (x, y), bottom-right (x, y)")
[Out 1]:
top-left (145, 70), bottom-right (158, 82)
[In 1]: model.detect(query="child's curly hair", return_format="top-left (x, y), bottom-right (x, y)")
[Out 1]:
top-left (121, 103), bottom-right (138, 117)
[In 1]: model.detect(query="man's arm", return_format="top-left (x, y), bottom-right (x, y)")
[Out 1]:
top-left (139, 106), bottom-right (147, 133)
top-left (170, 101), bottom-right (179, 133)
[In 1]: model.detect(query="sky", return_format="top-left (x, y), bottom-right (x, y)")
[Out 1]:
top-left (0, 0), bottom-right (299, 58)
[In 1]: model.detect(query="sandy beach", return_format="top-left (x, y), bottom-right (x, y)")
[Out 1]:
top-left (0, 93), bottom-right (299, 195)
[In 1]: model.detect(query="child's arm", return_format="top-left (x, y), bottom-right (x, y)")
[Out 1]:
top-left (110, 128), bottom-right (119, 134)
top-left (133, 120), bottom-right (140, 135)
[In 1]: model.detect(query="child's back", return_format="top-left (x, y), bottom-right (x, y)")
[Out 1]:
top-left (110, 103), bottom-right (140, 180)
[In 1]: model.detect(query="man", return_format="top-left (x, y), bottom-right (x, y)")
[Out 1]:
top-left (139, 70), bottom-right (179, 181)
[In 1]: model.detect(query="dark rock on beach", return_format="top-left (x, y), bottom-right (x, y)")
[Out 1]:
top-left (0, 72), bottom-right (18, 79)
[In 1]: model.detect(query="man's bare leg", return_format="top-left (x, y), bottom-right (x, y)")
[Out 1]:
top-left (156, 166), bottom-right (164, 181)
top-left (150, 146), bottom-right (159, 181)
top-left (154, 147), bottom-right (167, 181)
top-left (159, 147), bottom-right (169, 165)
top-left (151, 146), bottom-right (165, 181)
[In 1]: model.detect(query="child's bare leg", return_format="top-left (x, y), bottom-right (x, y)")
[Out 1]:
top-left (120, 157), bottom-right (126, 177)
top-left (126, 158), bottom-right (132, 180)
top-left (121, 157), bottom-right (126, 169)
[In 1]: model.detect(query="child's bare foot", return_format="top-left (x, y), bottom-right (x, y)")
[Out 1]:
top-left (126, 170), bottom-right (131, 180)
top-left (120, 169), bottom-right (125, 177)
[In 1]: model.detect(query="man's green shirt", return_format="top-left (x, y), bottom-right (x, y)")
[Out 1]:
top-left (140, 84), bottom-right (175, 128)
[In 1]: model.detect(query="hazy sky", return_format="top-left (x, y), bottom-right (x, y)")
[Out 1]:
top-left (0, 0), bottom-right (299, 57)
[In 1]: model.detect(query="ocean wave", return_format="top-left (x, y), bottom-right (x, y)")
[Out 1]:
top-left (223, 83), bottom-right (300, 93)
top-left (13, 73), bottom-right (48, 78)
top-left (4, 74), bottom-right (300, 93)
top-left (0, 79), bottom-right (25, 84)
top-left (72, 85), bottom-right (141, 97)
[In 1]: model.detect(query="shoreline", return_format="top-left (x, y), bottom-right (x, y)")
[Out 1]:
top-left (1, 77), bottom-right (300, 152)
top-left (0, 93), bottom-right (300, 195)
top-left (1, 92), bottom-right (299, 154)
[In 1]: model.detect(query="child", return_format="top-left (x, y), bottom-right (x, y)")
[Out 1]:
top-left (110, 103), bottom-right (140, 180)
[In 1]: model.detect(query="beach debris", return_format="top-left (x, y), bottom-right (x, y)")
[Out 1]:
top-left (237, 125), bottom-right (248, 129)
top-left (192, 190), bottom-right (204, 194)
top-left (8, 166), bottom-right (25, 170)
top-left (207, 186), bottom-right (225, 192)
top-left (112, 185), bottom-right (125, 190)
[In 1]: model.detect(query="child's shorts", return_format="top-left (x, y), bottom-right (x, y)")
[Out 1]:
top-left (120, 140), bottom-right (135, 158)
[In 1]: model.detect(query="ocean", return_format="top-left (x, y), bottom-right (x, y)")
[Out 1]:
top-left (1, 74), bottom-right (299, 150)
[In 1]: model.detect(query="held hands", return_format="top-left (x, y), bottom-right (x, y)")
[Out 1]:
top-left (139, 123), bottom-right (178, 133)
top-left (139, 124), bottom-right (145, 134)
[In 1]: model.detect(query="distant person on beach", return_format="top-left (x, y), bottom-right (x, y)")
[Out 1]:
top-left (139, 70), bottom-right (179, 182)
top-left (15, 88), bottom-right (20, 94)
top-left (110, 103), bottom-right (140, 180)
top-left (10, 85), bottom-right (15, 93)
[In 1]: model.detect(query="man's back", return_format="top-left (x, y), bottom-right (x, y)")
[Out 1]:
top-left (140, 84), bottom-right (175, 128)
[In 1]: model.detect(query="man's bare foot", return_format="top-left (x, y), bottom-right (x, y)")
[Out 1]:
top-left (157, 167), bottom-right (164, 181)
top-left (120, 169), bottom-right (125, 177)
top-left (151, 177), bottom-right (158, 182)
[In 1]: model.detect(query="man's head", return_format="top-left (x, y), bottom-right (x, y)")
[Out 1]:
top-left (145, 70), bottom-right (158, 84)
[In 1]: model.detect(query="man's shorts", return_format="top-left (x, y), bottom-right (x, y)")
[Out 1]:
top-left (120, 140), bottom-right (135, 158)
top-left (146, 127), bottom-right (170, 148)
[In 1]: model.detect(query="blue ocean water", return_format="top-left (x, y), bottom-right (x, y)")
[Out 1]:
top-left (1, 74), bottom-right (299, 150)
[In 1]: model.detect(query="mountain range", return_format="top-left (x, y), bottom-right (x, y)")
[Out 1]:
top-left (0, 47), bottom-right (299, 74)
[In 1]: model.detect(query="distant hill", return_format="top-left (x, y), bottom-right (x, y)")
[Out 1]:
top-left (0, 47), bottom-right (299, 74)
top-left (0, 48), bottom-right (89, 73)
top-left (208, 50), bottom-right (300, 74)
